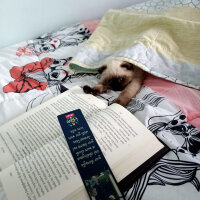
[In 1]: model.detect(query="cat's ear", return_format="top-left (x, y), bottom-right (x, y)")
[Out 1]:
top-left (120, 61), bottom-right (134, 70)
top-left (98, 65), bottom-right (107, 73)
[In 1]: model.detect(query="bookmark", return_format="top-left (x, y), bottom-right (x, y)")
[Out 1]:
top-left (58, 109), bottom-right (125, 200)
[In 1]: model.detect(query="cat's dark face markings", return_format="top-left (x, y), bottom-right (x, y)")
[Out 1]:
top-left (99, 61), bottom-right (135, 91)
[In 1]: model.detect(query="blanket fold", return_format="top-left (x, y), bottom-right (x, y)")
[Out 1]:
top-left (70, 6), bottom-right (200, 89)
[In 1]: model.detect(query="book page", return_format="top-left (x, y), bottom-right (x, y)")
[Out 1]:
top-left (0, 86), bottom-right (107, 170)
top-left (0, 136), bottom-right (83, 200)
top-left (87, 103), bottom-right (164, 181)
top-left (0, 87), bottom-right (107, 200)
top-left (0, 87), bottom-right (164, 200)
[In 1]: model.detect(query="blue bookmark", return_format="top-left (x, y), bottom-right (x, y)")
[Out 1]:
top-left (58, 109), bottom-right (125, 200)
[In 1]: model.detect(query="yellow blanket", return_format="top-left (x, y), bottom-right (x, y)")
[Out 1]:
top-left (70, 6), bottom-right (200, 89)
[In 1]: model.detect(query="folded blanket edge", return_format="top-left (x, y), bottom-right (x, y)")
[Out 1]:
top-left (70, 61), bottom-right (98, 73)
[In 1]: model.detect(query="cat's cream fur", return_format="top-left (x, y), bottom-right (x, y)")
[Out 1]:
top-left (83, 58), bottom-right (145, 107)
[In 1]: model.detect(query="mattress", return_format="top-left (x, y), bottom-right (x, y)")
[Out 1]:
top-left (0, 0), bottom-right (200, 200)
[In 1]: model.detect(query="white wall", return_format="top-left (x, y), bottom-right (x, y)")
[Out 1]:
top-left (0, 0), bottom-right (147, 48)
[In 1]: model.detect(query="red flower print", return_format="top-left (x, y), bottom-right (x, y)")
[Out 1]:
top-left (3, 59), bottom-right (52, 93)
top-left (3, 78), bottom-right (48, 93)
top-left (16, 46), bottom-right (34, 56)
top-left (40, 57), bottom-right (54, 70)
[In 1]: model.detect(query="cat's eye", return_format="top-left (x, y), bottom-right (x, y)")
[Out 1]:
top-left (119, 77), bottom-right (125, 82)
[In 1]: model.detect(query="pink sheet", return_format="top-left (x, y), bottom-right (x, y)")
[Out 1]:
top-left (144, 74), bottom-right (200, 129)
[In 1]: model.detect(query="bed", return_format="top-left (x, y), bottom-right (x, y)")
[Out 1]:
top-left (0, 0), bottom-right (200, 200)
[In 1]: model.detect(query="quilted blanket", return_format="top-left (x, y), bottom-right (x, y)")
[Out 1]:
top-left (71, 6), bottom-right (200, 89)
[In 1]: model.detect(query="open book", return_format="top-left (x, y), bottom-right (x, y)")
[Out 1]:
top-left (0, 86), bottom-right (168, 200)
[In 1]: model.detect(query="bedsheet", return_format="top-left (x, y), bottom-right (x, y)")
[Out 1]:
top-left (0, 0), bottom-right (200, 200)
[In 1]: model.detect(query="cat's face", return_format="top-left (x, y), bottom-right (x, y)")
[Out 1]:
top-left (99, 59), bottom-right (136, 91)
